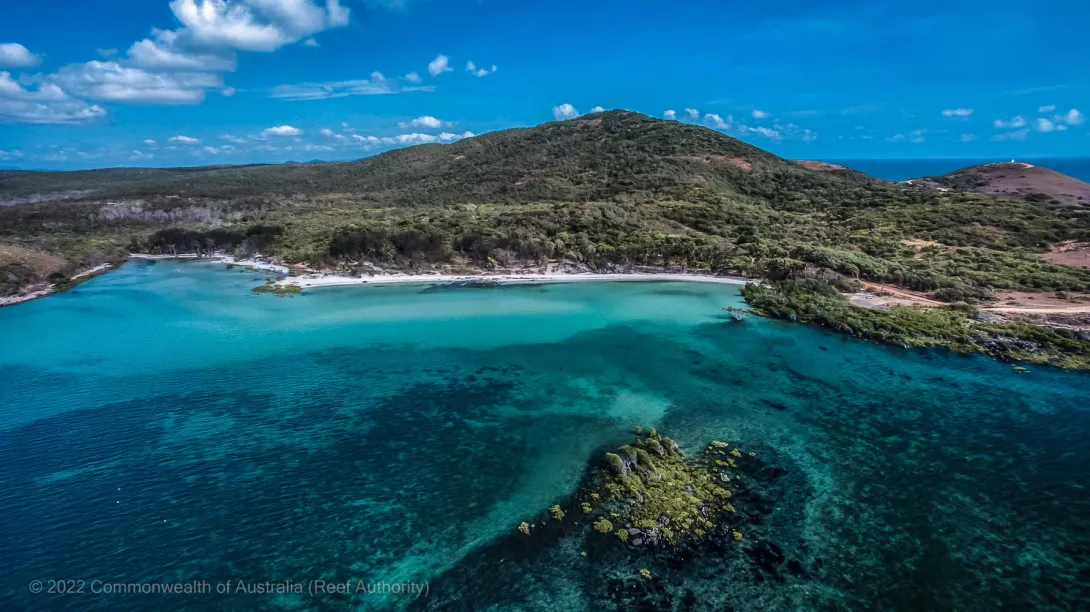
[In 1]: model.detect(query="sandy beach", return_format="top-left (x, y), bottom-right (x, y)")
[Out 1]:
top-left (276, 271), bottom-right (754, 289)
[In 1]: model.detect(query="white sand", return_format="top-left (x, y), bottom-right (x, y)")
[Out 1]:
top-left (130, 253), bottom-right (289, 274)
top-left (128, 253), bottom-right (755, 290)
top-left (277, 271), bottom-right (754, 290)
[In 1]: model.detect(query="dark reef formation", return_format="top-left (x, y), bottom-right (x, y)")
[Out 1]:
top-left (411, 430), bottom-right (804, 611)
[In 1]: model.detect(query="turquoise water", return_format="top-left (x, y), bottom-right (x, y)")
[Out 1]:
top-left (2, 260), bottom-right (1089, 610)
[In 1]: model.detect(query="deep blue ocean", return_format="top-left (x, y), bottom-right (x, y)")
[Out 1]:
top-left (827, 157), bottom-right (1090, 182)
top-left (2, 261), bottom-right (1090, 610)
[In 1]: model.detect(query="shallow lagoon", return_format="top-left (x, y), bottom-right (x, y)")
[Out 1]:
top-left (1, 260), bottom-right (1088, 610)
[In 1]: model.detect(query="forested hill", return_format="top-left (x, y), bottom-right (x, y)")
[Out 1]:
top-left (1, 111), bottom-right (797, 203)
top-left (2, 110), bottom-right (1090, 306)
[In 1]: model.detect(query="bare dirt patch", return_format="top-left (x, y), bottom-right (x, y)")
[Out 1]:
top-left (1042, 241), bottom-right (1090, 269)
top-left (987, 290), bottom-right (1090, 312)
top-left (0, 245), bottom-right (67, 277)
top-left (796, 160), bottom-right (846, 172)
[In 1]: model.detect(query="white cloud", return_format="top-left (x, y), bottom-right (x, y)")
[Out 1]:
top-left (684, 108), bottom-right (699, 120)
top-left (144, 139), bottom-right (157, 145)
top-left (220, 86), bottom-right (236, 97)
top-left (221, 134), bottom-right (247, 143)
top-left (741, 125), bottom-right (780, 140)
top-left (465, 61), bottom-right (497, 77)
top-left (752, 109), bottom-right (771, 119)
top-left (0, 43), bottom-right (42, 68)
top-left (993, 115), bottom-right (1026, 129)
top-left (703, 113), bottom-right (731, 129)
top-left (170, 135), bottom-right (201, 144)
top-left (1039, 104), bottom-right (1056, 113)
top-left (960, 133), bottom-right (977, 142)
top-left (320, 127), bottom-right (336, 137)
top-left (303, 38), bottom-right (319, 47)
top-left (941, 108), bottom-right (973, 117)
top-left (439, 131), bottom-right (474, 141)
top-left (428, 54), bottom-right (452, 76)
top-left (398, 115), bottom-right (445, 129)
top-left (992, 129), bottom-right (1029, 141)
top-left (402, 71), bottom-right (421, 83)
top-left (1059, 108), bottom-right (1084, 125)
top-left (203, 145), bottom-right (220, 154)
top-left (0, 71), bottom-right (107, 124)
top-left (1036, 118), bottom-right (1058, 132)
top-left (270, 75), bottom-right (432, 100)
top-left (262, 124), bottom-right (302, 136)
top-left (552, 103), bottom-right (579, 120)
top-left (129, 149), bottom-right (152, 160)
top-left (886, 134), bottom-right (906, 143)
top-left (47, 60), bottom-right (221, 104)
top-left (663, 109), bottom-right (676, 119)
top-left (0, 149), bottom-right (24, 160)
top-left (126, 36), bottom-right (236, 72)
top-left (590, 106), bottom-right (605, 113)
top-left (168, 0), bottom-right (350, 52)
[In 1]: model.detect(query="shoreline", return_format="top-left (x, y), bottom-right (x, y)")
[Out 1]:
top-left (278, 271), bottom-right (755, 289)
top-left (128, 254), bottom-right (755, 289)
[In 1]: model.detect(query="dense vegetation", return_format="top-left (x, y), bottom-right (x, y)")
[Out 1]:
top-left (742, 280), bottom-right (1090, 370)
top-left (3, 111), bottom-right (1090, 302)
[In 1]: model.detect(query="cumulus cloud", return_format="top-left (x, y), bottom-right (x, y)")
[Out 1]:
top-left (741, 125), bottom-right (780, 140)
top-left (552, 103), bottom-right (578, 120)
top-left (144, 139), bottom-right (157, 145)
top-left (126, 35), bottom-right (236, 72)
top-left (168, 0), bottom-right (350, 52)
top-left (1039, 104), bottom-right (1056, 113)
top-left (303, 38), bottom-right (319, 47)
top-left (398, 115), bottom-right (445, 129)
top-left (663, 109), bottom-right (676, 119)
top-left (47, 60), bottom-right (221, 104)
top-left (0, 71), bottom-right (107, 124)
top-left (402, 71), bottom-right (421, 83)
top-left (465, 61), bottom-right (497, 77)
top-left (170, 135), bottom-right (201, 144)
top-left (941, 108), bottom-right (973, 117)
top-left (886, 134), bottom-right (906, 143)
top-left (439, 131), bottom-right (474, 141)
top-left (684, 108), bottom-right (699, 120)
top-left (0, 43), bottom-right (41, 68)
top-left (703, 113), bottom-right (731, 129)
top-left (428, 54), bottom-right (452, 76)
top-left (1035, 118), bottom-right (1067, 132)
top-left (262, 125), bottom-right (302, 136)
top-left (220, 134), bottom-right (247, 143)
top-left (993, 116), bottom-right (1026, 129)
top-left (1059, 108), bottom-right (1084, 125)
top-left (129, 149), bottom-right (152, 160)
top-left (751, 109), bottom-right (771, 119)
top-left (590, 106), bottom-right (605, 113)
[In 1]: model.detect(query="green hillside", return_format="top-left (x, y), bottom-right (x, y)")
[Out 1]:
top-left (3, 111), bottom-right (1090, 303)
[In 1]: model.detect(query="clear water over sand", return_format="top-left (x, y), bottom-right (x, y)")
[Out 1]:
top-left (1, 260), bottom-right (1088, 610)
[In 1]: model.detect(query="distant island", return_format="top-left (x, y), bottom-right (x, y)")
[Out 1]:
top-left (2, 111), bottom-right (1089, 368)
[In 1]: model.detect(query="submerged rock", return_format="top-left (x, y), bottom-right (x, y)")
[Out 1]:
top-left (519, 430), bottom-right (764, 551)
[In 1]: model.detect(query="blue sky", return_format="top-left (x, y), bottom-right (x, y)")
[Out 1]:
top-left (1, 0), bottom-right (1087, 170)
